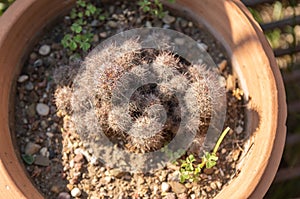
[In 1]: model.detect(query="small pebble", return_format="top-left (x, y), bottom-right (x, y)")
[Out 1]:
top-left (93, 34), bottom-right (99, 43)
top-left (34, 155), bottom-right (50, 166)
top-left (226, 74), bottom-right (236, 91)
top-left (109, 168), bottom-right (124, 178)
top-left (40, 147), bottom-right (49, 157)
top-left (236, 125), bottom-right (243, 134)
top-left (197, 42), bottom-right (208, 51)
top-left (71, 188), bottom-right (82, 197)
top-left (210, 182), bottom-right (217, 190)
top-left (30, 52), bottom-right (38, 60)
top-left (74, 153), bottom-right (84, 163)
top-left (39, 44), bottom-right (51, 56)
top-left (221, 148), bottom-right (227, 154)
top-left (203, 168), bottom-right (214, 175)
top-left (218, 60), bottom-right (227, 71)
top-left (99, 32), bottom-right (107, 38)
top-left (36, 103), bottom-right (50, 116)
top-left (25, 82), bottom-right (34, 91)
top-left (33, 59), bottom-right (43, 67)
top-left (169, 181), bottom-right (186, 194)
top-left (24, 142), bottom-right (41, 155)
top-left (145, 21), bottom-right (152, 28)
top-left (91, 19), bottom-right (99, 27)
top-left (46, 132), bottom-right (54, 138)
top-left (164, 193), bottom-right (176, 199)
top-left (107, 20), bottom-right (117, 28)
top-left (180, 19), bottom-right (188, 28)
top-left (26, 103), bottom-right (36, 117)
top-left (177, 193), bottom-right (188, 199)
top-left (163, 14), bottom-right (176, 24)
top-left (215, 180), bottom-right (222, 189)
top-left (18, 75), bottom-right (29, 83)
top-left (104, 176), bottom-right (112, 183)
top-left (50, 185), bottom-right (60, 193)
top-left (161, 182), bottom-right (170, 192)
top-left (57, 192), bottom-right (71, 199)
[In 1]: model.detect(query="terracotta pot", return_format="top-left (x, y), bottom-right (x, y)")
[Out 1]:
top-left (0, 0), bottom-right (286, 198)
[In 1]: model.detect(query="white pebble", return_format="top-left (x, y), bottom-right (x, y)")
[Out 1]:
top-left (71, 188), bottom-right (81, 197)
top-left (46, 132), bottom-right (54, 138)
top-left (18, 75), bottom-right (29, 83)
top-left (104, 176), bottom-right (112, 183)
top-left (36, 103), bottom-right (50, 116)
top-left (39, 44), bottom-right (51, 56)
top-left (69, 159), bottom-right (74, 168)
top-left (236, 125), bottom-right (243, 134)
top-left (162, 14), bottom-right (176, 24)
top-left (197, 42), bottom-right (208, 51)
top-left (161, 182), bottom-right (170, 192)
top-left (40, 147), bottom-right (49, 157)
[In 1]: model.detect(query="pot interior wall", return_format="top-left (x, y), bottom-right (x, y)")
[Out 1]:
top-left (0, 0), bottom-right (286, 198)
top-left (172, 0), bottom-right (286, 198)
top-left (0, 0), bottom-right (75, 198)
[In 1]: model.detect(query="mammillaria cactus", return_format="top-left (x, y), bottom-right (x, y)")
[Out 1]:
top-left (54, 28), bottom-right (225, 171)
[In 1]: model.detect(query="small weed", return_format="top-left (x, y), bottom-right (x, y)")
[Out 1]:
top-left (138, 0), bottom-right (175, 19)
top-left (61, 0), bottom-right (104, 52)
top-left (179, 127), bottom-right (231, 183)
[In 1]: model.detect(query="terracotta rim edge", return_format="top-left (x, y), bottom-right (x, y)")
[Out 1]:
top-left (172, 0), bottom-right (287, 198)
top-left (0, 0), bottom-right (286, 198)
top-left (232, 1), bottom-right (287, 198)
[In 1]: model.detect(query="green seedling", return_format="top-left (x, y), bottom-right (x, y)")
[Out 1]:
top-left (179, 127), bottom-right (231, 183)
top-left (138, 0), bottom-right (175, 19)
top-left (61, 0), bottom-right (103, 52)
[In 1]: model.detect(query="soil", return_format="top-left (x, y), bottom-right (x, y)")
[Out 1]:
top-left (14, 0), bottom-right (247, 198)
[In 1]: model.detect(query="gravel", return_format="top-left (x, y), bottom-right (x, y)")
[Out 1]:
top-left (14, 1), bottom-right (247, 198)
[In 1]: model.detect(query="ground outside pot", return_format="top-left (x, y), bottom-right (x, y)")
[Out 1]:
top-left (0, 0), bottom-right (286, 198)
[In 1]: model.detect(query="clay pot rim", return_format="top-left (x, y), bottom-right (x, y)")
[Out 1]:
top-left (0, 0), bottom-right (286, 198)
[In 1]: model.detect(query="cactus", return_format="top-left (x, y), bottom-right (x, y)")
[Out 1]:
top-left (54, 37), bottom-right (224, 157)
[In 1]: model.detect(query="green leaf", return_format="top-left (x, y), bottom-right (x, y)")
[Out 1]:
top-left (69, 40), bottom-right (78, 51)
top-left (76, 18), bottom-right (84, 25)
top-left (80, 42), bottom-right (91, 52)
top-left (87, 4), bottom-right (97, 15)
top-left (78, 12), bottom-right (83, 18)
top-left (69, 53), bottom-right (82, 62)
top-left (71, 23), bottom-right (82, 33)
top-left (73, 35), bottom-right (82, 43)
top-left (22, 154), bottom-right (34, 165)
top-left (204, 152), bottom-right (218, 169)
top-left (70, 9), bottom-right (77, 19)
top-left (188, 154), bottom-right (195, 163)
top-left (77, 0), bottom-right (86, 7)
top-left (99, 15), bottom-right (106, 21)
top-left (85, 10), bottom-right (91, 16)
top-left (195, 165), bottom-right (201, 174)
top-left (61, 34), bottom-right (72, 48)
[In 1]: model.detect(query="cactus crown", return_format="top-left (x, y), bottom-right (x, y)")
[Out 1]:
top-left (54, 37), bottom-right (223, 156)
